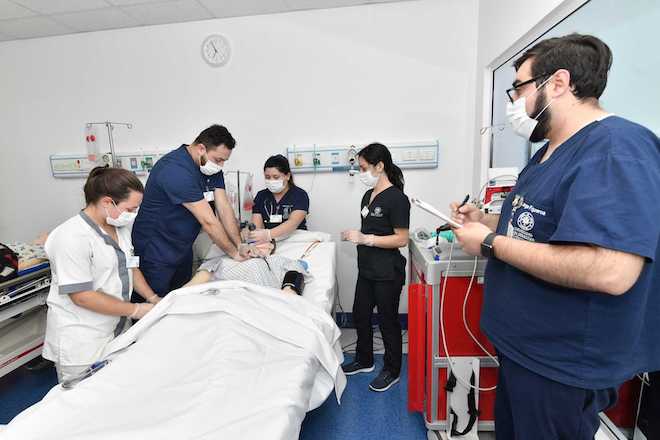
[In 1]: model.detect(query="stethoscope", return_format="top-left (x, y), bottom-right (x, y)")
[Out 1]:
top-left (266, 200), bottom-right (293, 220)
top-left (266, 201), bottom-right (280, 218)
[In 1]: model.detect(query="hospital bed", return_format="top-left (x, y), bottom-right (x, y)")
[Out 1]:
top-left (0, 243), bottom-right (50, 378)
top-left (1, 231), bottom-right (344, 440)
top-left (200, 229), bottom-right (338, 314)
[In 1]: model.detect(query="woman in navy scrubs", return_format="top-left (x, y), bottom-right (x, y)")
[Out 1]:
top-left (341, 143), bottom-right (410, 392)
top-left (249, 155), bottom-right (309, 243)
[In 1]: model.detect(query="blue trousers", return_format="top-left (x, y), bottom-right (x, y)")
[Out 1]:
top-left (131, 255), bottom-right (192, 303)
top-left (495, 353), bottom-right (618, 440)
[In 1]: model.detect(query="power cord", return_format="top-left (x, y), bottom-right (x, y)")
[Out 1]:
top-left (439, 240), bottom-right (498, 392)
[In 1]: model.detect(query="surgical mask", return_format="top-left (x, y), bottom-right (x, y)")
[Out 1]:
top-left (105, 202), bottom-right (137, 228)
top-left (359, 170), bottom-right (379, 188)
top-left (506, 77), bottom-right (554, 141)
top-left (265, 179), bottom-right (285, 194)
top-left (200, 156), bottom-right (223, 176)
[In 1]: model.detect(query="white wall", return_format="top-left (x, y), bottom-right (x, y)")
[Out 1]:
top-left (470, 0), bottom-right (567, 193)
top-left (0, 0), bottom-right (479, 313)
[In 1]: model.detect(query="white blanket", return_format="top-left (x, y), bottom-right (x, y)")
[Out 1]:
top-left (1, 281), bottom-right (346, 440)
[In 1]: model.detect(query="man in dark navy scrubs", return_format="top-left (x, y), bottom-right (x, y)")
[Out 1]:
top-left (453, 34), bottom-right (659, 439)
top-left (131, 124), bottom-right (245, 301)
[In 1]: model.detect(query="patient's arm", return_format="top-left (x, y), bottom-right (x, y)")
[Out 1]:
top-left (185, 270), bottom-right (213, 287)
top-left (281, 270), bottom-right (305, 295)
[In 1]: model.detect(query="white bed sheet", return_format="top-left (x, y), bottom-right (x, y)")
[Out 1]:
top-left (1, 282), bottom-right (346, 440)
top-left (203, 230), bottom-right (337, 315)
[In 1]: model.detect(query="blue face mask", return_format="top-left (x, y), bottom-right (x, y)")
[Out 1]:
top-left (297, 260), bottom-right (309, 271)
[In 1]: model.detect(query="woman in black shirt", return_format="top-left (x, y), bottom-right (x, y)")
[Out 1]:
top-left (341, 143), bottom-right (410, 392)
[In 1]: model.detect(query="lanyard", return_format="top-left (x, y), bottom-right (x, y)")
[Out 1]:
top-left (266, 201), bottom-right (280, 218)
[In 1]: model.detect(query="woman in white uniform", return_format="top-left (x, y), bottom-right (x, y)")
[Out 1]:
top-left (43, 166), bottom-right (160, 383)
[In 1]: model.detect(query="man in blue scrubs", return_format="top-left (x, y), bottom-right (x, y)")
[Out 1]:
top-left (131, 124), bottom-right (245, 301)
top-left (452, 34), bottom-right (659, 439)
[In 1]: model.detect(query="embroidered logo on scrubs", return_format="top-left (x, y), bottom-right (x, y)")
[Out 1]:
top-left (517, 212), bottom-right (535, 231)
top-left (371, 207), bottom-right (384, 218)
top-left (510, 202), bottom-right (548, 242)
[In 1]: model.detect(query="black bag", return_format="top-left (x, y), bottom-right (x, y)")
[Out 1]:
top-left (636, 371), bottom-right (660, 440)
top-left (0, 243), bottom-right (19, 283)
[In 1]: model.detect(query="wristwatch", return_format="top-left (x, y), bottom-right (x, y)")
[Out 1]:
top-left (481, 233), bottom-right (498, 258)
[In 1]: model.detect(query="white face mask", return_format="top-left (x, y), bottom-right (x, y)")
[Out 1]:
top-left (359, 170), bottom-right (379, 188)
top-left (105, 202), bottom-right (137, 228)
top-left (200, 157), bottom-right (223, 176)
top-left (265, 179), bottom-right (285, 194)
top-left (506, 77), bottom-right (554, 141)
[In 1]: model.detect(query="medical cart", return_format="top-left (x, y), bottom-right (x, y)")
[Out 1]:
top-left (407, 238), bottom-right (496, 438)
top-left (0, 266), bottom-right (50, 377)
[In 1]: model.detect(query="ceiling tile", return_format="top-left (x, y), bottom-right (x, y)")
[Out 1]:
top-left (106, 0), bottom-right (172, 5)
top-left (198, 0), bottom-right (290, 18)
top-left (121, 0), bottom-right (211, 26)
top-left (285, 0), bottom-right (367, 8)
top-left (11, 0), bottom-right (110, 15)
top-left (285, 0), bottom-right (412, 9)
top-left (0, 15), bottom-right (72, 38)
top-left (0, 0), bottom-right (35, 19)
top-left (53, 7), bottom-right (141, 32)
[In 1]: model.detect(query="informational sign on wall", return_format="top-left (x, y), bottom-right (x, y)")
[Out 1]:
top-left (286, 140), bottom-right (439, 174)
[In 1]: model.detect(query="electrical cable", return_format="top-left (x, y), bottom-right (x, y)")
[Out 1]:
top-left (439, 240), bottom-right (498, 392)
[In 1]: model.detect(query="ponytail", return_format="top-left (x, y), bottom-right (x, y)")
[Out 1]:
top-left (358, 143), bottom-right (404, 191)
top-left (386, 163), bottom-right (404, 192)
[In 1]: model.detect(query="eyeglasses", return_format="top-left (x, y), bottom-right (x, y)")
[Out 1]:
top-left (505, 73), bottom-right (550, 103)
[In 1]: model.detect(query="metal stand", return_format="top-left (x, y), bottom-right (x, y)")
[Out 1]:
top-left (86, 121), bottom-right (133, 167)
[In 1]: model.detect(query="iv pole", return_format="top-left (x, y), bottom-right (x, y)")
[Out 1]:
top-left (86, 121), bottom-right (133, 167)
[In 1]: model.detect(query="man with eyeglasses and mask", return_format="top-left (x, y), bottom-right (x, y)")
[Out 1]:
top-left (131, 124), bottom-right (246, 304)
top-left (451, 34), bottom-right (659, 439)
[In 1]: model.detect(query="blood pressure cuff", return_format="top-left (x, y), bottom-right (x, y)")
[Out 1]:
top-left (281, 270), bottom-right (305, 296)
top-left (0, 243), bottom-right (19, 282)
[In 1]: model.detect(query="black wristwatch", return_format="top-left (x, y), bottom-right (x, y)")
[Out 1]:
top-left (481, 233), bottom-right (498, 258)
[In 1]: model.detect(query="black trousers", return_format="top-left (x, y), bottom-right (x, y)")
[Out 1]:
top-left (495, 353), bottom-right (618, 440)
top-left (352, 274), bottom-right (404, 377)
top-left (130, 255), bottom-right (192, 303)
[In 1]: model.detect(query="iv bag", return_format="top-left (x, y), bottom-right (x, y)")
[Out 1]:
top-left (242, 173), bottom-right (254, 214)
top-left (86, 125), bottom-right (100, 164)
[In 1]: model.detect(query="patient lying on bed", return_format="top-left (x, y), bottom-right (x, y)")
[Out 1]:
top-left (187, 241), bottom-right (308, 296)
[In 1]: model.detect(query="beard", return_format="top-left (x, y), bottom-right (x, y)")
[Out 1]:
top-left (529, 89), bottom-right (552, 143)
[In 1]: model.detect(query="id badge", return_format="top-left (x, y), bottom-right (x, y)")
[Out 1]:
top-left (204, 191), bottom-right (214, 202)
top-left (126, 256), bottom-right (140, 268)
top-left (361, 206), bottom-right (370, 218)
top-left (270, 214), bottom-right (283, 224)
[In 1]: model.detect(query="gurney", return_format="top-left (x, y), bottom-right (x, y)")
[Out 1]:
top-left (200, 230), bottom-right (338, 314)
top-left (1, 281), bottom-right (346, 439)
top-left (0, 242), bottom-right (50, 378)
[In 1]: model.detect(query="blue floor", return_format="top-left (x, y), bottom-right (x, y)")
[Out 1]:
top-left (300, 354), bottom-right (427, 439)
top-left (0, 362), bottom-right (58, 424)
top-left (1, 354), bottom-right (427, 439)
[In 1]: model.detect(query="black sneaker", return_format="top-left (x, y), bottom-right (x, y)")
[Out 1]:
top-left (369, 370), bottom-right (400, 392)
top-left (341, 361), bottom-right (375, 376)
